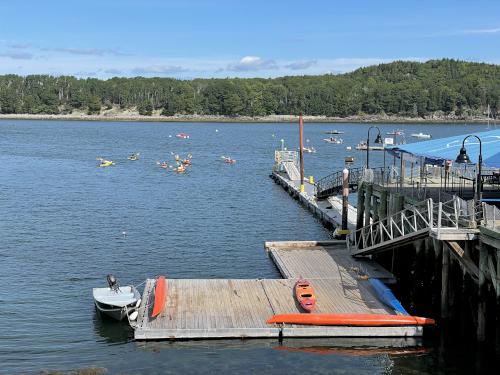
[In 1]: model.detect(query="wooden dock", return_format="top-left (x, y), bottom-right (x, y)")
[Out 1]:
top-left (270, 172), bottom-right (358, 231)
top-left (133, 241), bottom-right (421, 340)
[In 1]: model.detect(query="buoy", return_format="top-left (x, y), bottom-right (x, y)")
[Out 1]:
top-left (129, 311), bottom-right (138, 321)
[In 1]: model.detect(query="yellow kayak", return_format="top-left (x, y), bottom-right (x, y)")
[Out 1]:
top-left (99, 160), bottom-right (115, 167)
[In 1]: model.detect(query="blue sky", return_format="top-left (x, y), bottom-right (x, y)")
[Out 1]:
top-left (0, 0), bottom-right (499, 79)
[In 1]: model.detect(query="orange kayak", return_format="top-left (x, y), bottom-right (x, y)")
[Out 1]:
top-left (267, 313), bottom-right (435, 326)
top-left (295, 279), bottom-right (316, 313)
top-left (151, 276), bottom-right (167, 318)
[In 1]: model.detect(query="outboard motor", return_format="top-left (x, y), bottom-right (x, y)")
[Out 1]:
top-left (106, 274), bottom-right (120, 292)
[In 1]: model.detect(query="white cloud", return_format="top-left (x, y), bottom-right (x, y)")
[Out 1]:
top-left (460, 27), bottom-right (500, 35)
top-left (0, 51), bottom-right (34, 60)
top-left (42, 47), bottom-right (128, 56)
top-left (226, 56), bottom-right (277, 71)
top-left (131, 65), bottom-right (189, 75)
top-left (285, 60), bottom-right (317, 70)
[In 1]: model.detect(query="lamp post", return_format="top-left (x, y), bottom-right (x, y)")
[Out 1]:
top-left (455, 135), bottom-right (482, 200)
top-left (366, 126), bottom-right (383, 169)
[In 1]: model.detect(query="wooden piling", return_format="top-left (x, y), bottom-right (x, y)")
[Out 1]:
top-left (364, 184), bottom-right (373, 227)
top-left (356, 182), bottom-right (365, 230)
top-left (478, 240), bottom-right (487, 341)
top-left (441, 244), bottom-right (450, 319)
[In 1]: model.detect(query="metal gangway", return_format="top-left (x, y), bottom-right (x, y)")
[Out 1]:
top-left (351, 196), bottom-right (479, 257)
top-left (274, 150), bottom-right (300, 181)
top-left (315, 167), bottom-right (387, 199)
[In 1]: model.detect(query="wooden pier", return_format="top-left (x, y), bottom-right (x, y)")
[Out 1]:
top-left (133, 241), bottom-right (418, 340)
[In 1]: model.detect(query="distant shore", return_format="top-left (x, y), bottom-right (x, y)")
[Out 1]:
top-left (0, 113), bottom-right (495, 124)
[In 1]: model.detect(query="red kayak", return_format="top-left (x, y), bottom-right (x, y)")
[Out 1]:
top-left (151, 276), bottom-right (167, 318)
top-left (295, 279), bottom-right (316, 313)
top-left (267, 313), bottom-right (435, 326)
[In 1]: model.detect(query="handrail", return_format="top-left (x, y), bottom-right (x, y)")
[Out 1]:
top-left (351, 195), bottom-right (477, 256)
top-left (315, 167), bottom-right (387, 199)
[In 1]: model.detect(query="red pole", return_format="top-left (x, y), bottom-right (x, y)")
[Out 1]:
top-left (299, 114), bottom-right (305, 192)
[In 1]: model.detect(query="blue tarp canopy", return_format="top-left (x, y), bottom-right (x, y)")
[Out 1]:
top-left (387, 129), bottom-right (500, 168)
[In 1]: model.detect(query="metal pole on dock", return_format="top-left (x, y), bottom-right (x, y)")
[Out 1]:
top-left (299, 114), bottom-right (305, 193)
top-left (341, 168), bottom-right (349, 239)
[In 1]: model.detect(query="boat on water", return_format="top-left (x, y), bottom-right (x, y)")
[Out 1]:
top-left (411, 132), bottom-right (431, 139)
top-left (93, 275), bottom-right (141, 322)
top-left (323, 137), bottom-right (343, 144)
top-left (221, 155), bottom-right (236, 164)
top-left (300, 146), bottom-right (316, 153)
top-left (267, 313), bottom-right (435, 326)
top-left (355, 141), bottom-right (385, 151)
top-left (127, 153), bottom-right (140, 161)
top-left (295, 279), bottom-right (316, 313)
top-left (176, 133), bottom-right (189, 139)
top-left (386, 129), bottom-right (404, 136)
top-left (323, 130), bottom-right (345, 135)
top-left (173, 164), bottom-right (186, 173)
top-left (97, 158), bottom-right (115, 167)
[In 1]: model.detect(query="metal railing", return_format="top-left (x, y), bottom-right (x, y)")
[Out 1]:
top-left (482, 202), bottom-right (500, 231)
top-left (273, 150), bottom-right (298, 173)
top-left (315, 167), bottom-right (388, 199)
top-left (351, 196), bottom-right (478, 256)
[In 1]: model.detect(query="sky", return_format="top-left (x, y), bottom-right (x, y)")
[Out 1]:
top-left (0, 0), bottom-right (499, 79)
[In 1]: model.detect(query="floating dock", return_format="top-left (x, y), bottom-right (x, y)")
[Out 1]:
top-left (270, 172), bottom-right (357, 231)
top-left (133, 241), bottom-right (421, 340)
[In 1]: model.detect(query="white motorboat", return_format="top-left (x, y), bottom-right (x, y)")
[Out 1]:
top-left (355, 141), bottom-right (385, 151)
top-left (323, 137), bottom-right (343, 144)
top-left (411, 132), bottom-right (431, 139)
top-left (386, 129), bottom-right (404, 136)
top-left (299, 146), bottom-right (316, 153)
top-left (323, 130), bottom-right (345, 135)
top-left (93, 275), bottom-right (141, 322)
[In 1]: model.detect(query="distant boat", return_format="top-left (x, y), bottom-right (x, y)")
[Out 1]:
top-left (386, 129), bottom-right (404, 136)
top-left (176, 133), bottom-right (189, 139)
top-left (97, 158), bottom-right (115, 167)
top-left (323, 137), bottom-right (343, 144)
top-left (324, 130), bottom-right (344, 135)
top-left (127, 153), bottom-right (140, 161)
top-left (299, 146), bottom-right (316, 153)
top-left (355, 141), bottom-right (385, 151)
top-left (411, 132), bottom-right (431, 139)
top-left (221, 155), bottom-right (236, 164)
top-left (93, 275), bottom-right (141, 322)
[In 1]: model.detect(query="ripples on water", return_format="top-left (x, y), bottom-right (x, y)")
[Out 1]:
top-left (0, 120), bottom-right (491, 374)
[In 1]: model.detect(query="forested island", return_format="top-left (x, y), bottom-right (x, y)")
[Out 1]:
top-left (0, 59), bottom-right (498, 122)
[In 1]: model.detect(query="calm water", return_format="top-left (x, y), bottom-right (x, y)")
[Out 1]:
top-left (0, 120), bottom-right (494, 374)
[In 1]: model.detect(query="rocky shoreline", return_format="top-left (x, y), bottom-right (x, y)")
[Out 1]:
top-left (0, 112), bottom-right (495, 124)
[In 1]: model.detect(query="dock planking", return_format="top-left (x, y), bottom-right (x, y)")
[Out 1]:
top-left (134, 242), bottom-right (417, 340)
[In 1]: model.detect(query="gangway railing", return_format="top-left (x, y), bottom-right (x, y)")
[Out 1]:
top-left (315, 167), bottom-right (387, 199)
top-left (351, 196), bottom-right (478, 256)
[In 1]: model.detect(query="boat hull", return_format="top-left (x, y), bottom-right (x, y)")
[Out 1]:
top-left (267, 313), bottom-right (435, 326)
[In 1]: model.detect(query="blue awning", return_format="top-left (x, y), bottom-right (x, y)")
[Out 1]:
top-left (387, 129), bottom-right (500, 168)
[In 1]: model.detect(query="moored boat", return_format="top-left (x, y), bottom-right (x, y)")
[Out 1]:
top-left (176, 133), bottom-right (189, 139)
top-left (266, 313), bottom-right (435, 326)
top-left (411, 132), bottom-right (431, 139)
top-left (323, 130), bottom-right (345, 135)
top-left (93, 274), bottom-right (141, 322)
top-left (386, 129), bottom-right (404, 136)
top-left (295, 279), bottom-right (316, 313)
top-left (323, 137), bottom-right (343, 144)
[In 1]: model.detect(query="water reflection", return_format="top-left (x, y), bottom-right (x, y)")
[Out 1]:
top-left (93, 310), bottom-right (133, 345)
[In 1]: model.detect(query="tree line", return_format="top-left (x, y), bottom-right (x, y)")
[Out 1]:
top-left (0, 59), bottom-right (498, 118)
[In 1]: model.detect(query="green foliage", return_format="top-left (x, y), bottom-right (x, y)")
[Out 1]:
top-left (0, 59), bottom-right (498, 118)
top-left (138, 101), bottom-right (153, 116)
top-left (87, 96), bottom-right (101, 115)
